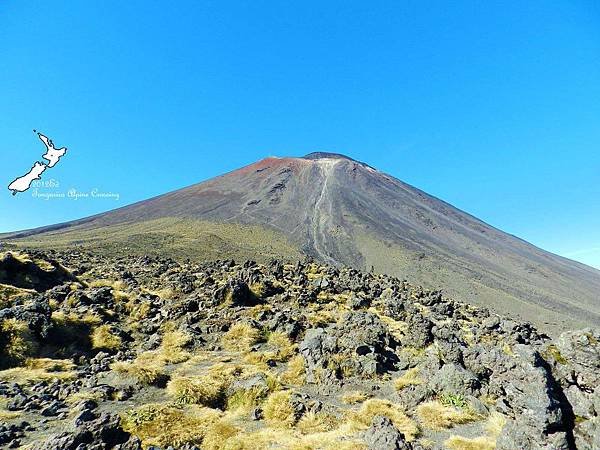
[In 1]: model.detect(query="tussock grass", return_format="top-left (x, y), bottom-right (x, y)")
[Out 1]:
top-left (306, 309), bottom-right (337, 327)
top-left (266, 331), bottom-right (296, 361)
top-left (0, 358), bottom-right (75, 383)
top-left (91, 324), bottom-right (123, 351)
top-left (198, 423), bottom-right (366, 450)
top-left (0, 318), bottom-right (37, 368)
top-left (297, 411), bottom-right (340, 434)
top-left (280, 355), bottom-right (306, 385)
top-left (444, 411), bottom-right (506, 449)
top-left (120, 403), bottom-right (222, 448)
top-left (166, 375), bottom-right (226, 407)
top-left (348, 398), bottom-right (419, 441)
top-left (243, 331), bottom-right (297, 366)
top-left (485, 412), bottom-right (506, 436)
top-left (48, 311), bottom-right (102, 356)
top-left (226, 386), bottom-right (270, 412)
top-left (394, 367), bottom-right (423, 390)
top-left (202, 419), bottom-right (241, 450)
top-left (341, 390), bottom-right (371, 404)
top-left (222, 323), bottom-right (261, 352)
top-left (143, 287), bottom-right (177, 300)
top-left (374, 311), bottom-right (407, 340)
top-left (64, 390), bottom-right (106, 406)
top-left (0, 410), bottom-right (20, 421)
top-left (249, 282), bottom-right (269, 298)
top-left (444, 435), bottom-right (496, 450)
top-left (113, 357), bottom-right (168, 386)
top-left (85, 279), bottom-right (128, 296)
top-left (0, 283), bottom-right (35, 308)
top-left (416, 401), bottom-right (479, 430)
top-left (264, 390), bottom-right (297, 428)
top-left (112, 328), bottom-right (192, 384)
top-left (160, 329), bottom-right (192, 363)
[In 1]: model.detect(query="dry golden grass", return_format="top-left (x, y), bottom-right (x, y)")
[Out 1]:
top-left (0, 318), bottom-right (37, 368)
top-left (264, 390), bottom-right (297, 428)
top-left (64, 390), bottom-right (106, 406)
top-left (199, 424), bottom-right (366, 450)
top-left (394, 367), bottom-right (423, 390)
top-left (0, 358), bottom-right (75, 383)
top-left (0, 398), bottom-right (21, 420)
top-left (444, 436), bottom-right (496, 450)
top-left (485, 412), bottom-right (506, 437)
top-left (120, 403), bottom-right (222, 448)
top-left (266, 331), bottom-right (296, 361)
top-left (249, 282), bottom-right (269, 298)
top-left (226, 386), bottom-right (269, 412)
top-left (0, 410), bottom-right (20, 421)
top-left (341, 390), bottom-right (372, 405)
top-left (112, 357), bottom-right (167, 386)
top-left (202, 418), bottom-right (241, 450)
top-left (51, 310), bottom-right (102, 335)
top-left (91, 324), bottom-right (123, 351)
top-left (374, 311), bottom-right (407, 340)
top-left (87, 279), bottom-right (128, 290)
top-left (416, 401), bottom-right (479, 430)
top-left (297, 411), bottom-right (340, 434)
top-left (143, 287), bottom-right (177, 300)
top-left (0, 284), bottom-right (35, 308)
top-left (243, 332), bottom-right (297, 367)
top-left (444, 411), bottom-right (506, 449)
top-left (222, 323), bottom-right (261, 352)
top-left (306, 309), bottom-right (337, 327)
top-left (348, 398), bottom-right (419, 441)
top-left (160, 329), bottom-right (192, 363)
top-left (280, 355), bottom-right (306, 385)
top-left (166, 375), bottom-right (226, 407)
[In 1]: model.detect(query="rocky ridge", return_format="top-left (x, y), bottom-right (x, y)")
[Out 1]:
top-left (0, 250), bottom-right (598, 449)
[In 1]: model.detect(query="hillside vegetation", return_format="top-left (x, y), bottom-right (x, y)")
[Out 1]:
top-left (0, 250), bottom-right (598, 449)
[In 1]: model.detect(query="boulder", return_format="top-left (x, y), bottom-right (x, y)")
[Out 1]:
top-left (363, 416), bottom-right (412, 450)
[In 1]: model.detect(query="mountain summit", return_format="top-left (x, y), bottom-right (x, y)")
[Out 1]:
top-left (5, 154), bottom-right (600, 333)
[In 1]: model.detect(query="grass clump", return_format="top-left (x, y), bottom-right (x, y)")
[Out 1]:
top-left (341, 390), bottom-right (371, 404)
top-left (265, 331), bottom-right (296, 361)
top-left (416, 400), bottom-right (478, 430)
top-left (113, 357), bottom-right (168, 386)
top-left (297, 411), bottom-right (340, 434)
top-left (120, 403), bottom-right (221, 448)
top-left (0, 358), bottom-right (75, 383)
top-left (280, 355), bottom-right (306, 385)
top-left (445, 436), bottom-right (496, 450)
top-left (348, 398), bottom-right (419, 441)
top-left (227, 386), bottom-right (270, 412)
top-left (263, 390), bottom-right (297, 428)
top-left (306, 309), bottom-right (336, 327)
top-left (221, 323), bottom-right (261, 352)
top-left (542, 344), bottom-right (568, 365)
top-left (167, 375), bottom-right (226, 408)
top-left (444, 413), bottom-right (506, 450)
top-left (0, 284), bottom-right (34, 308)
top-left (0, 318), bottom-right (37, 368)
top-left (160, 329), bottom-right (192, 363)
top-left (49, 311), bottom-right (100, 353)
top-left (91, 324), bottom-right (123, 351)
top-left (394, 367), bottom-right (423, 390)
top-left (202, 419), bottom-right (241, 450)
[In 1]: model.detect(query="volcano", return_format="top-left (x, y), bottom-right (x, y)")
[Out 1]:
top-left (5, 152), bottom-right (600, 333)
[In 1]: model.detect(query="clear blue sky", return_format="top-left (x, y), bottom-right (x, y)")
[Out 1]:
top-left (1, 1), bottom-right (599, 269)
